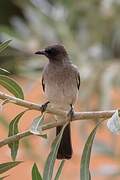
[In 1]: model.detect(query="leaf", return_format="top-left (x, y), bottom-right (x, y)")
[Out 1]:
top-left (80, 123), bottom-right (100, 180)
top-left (32, 163), bottom-right (42, 180)
top-left (0, 40), bottom-right (12, 53)
top-left (0, 161), bottom-right (22, 174)
top-left (30, 114), bottom-right (44, 135)
top-left (8, 111), bottom-right (26, 161)
top-left (0, 68), bottom-right (10, 75)
top-left (54, 160), bottom-right (65, 180)
top-left (107, 110), bottom-right (120, 134)
top-left (43, 123), bottom-right (68, 180)
top-left (0, 75), bottom-right (24, 99)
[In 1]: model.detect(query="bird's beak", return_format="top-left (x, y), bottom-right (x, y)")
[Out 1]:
top-left (35, 50), bottom-right (46, 55)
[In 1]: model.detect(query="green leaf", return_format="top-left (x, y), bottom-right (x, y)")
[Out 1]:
top-left (32, 163), bottom-right (42, 180)
top-left (0, 40), bottom-right (12, 53)
top-left (8, 111), bottom-right (26, 161)
top-left (0, 161), bottom-right (22, 174)
top-left (80, 124), bottom-right (100, 180)
top-left (0, 75), bottom-right (24, 99)
top-left (43, 123), bottom-right (68, 180)
top-left (54, 160), bottom-right (65, 180)
top-left (0, 68), bottom-right (10, 75)
top-left (30, 114), bottom-right (44, 135)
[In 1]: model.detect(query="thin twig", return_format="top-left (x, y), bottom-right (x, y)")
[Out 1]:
top-left (0, 91), bottom-right (117, 119)
top-left (0, 120), bottom-right (68, 147)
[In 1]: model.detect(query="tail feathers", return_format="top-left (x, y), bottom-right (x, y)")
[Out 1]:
top-left (56, 123), bottom-right (72, 159)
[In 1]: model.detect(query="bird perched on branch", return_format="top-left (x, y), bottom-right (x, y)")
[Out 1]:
top-left (35, 44), bottom-right (80, 159)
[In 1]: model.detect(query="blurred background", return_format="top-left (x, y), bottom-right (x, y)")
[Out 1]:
top-left (0, 0), bottom-right (120, 179)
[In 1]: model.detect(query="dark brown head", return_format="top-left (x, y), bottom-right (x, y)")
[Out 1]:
top-left (35, 44), bottom-right (68, 62)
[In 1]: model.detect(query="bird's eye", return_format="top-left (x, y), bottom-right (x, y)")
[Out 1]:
top-left (45, 48), bottom-right (58, 55)
top-left (45, 48), bottom-right (52, 54)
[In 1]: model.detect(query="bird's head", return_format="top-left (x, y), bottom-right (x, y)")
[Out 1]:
top-left (35, 44), bottom-right (68, 62)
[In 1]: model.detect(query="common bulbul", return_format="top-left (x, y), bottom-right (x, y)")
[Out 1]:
top-left (35, 44), bottom-right (80, 159)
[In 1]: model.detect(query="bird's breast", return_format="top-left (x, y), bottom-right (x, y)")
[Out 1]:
top-left (43, 64), bottom-right (78, 108)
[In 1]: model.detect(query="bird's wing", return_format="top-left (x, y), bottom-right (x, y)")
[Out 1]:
top-left (76, 72), bottom-right (80, 90)
top-left (42, 76), bottom-right (45, 92)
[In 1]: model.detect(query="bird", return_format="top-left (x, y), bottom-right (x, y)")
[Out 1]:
top-left (35, 44), bottom-right (80, 159)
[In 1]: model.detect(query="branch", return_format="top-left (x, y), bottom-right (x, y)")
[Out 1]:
top-left (0, 91), bottom-right (118, 148)
top-left (0, 120), bottom-right (69, 147)
top-left (0, 91), bottom-right (116, 119)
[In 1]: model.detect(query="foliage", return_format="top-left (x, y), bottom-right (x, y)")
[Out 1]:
top-left (0, 40), bottom-right (12, 53)
top-left (80, 123), bottom-right (99, 180)
top-left (0, 161), bottom-right (22, 174)
top-left (54, 160), bottom-right (65, 180)
top-left (43, 123), bottom-right (68, 180)
top-left (32, 163), bottom-right (42, 180)
top-left (0, 41), bottom-right (24, 178)
top-left (0, 75), bottom-right (24, 99)
top-left (8, 111), bottom-right (26, 161)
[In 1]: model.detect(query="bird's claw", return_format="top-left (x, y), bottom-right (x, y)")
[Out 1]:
top-left (41, 101), bottom-right (49, 113)
top-left (67, 105), bottom-right (74, 121)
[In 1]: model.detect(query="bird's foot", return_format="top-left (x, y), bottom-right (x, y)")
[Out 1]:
top-left (67, 104), bottom-right (74, 121)
top-left (41, 101), bottom-right (50, 113)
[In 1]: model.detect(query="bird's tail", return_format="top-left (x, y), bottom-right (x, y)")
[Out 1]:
top-left (56, 123), bottom-right (72, 159)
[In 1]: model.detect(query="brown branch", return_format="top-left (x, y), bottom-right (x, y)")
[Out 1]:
top-left (0, 91), bottom-right (116, 119)
top-left (0, 91), bottom-right (118, 148)
top-left (0, 120), bottom-right (68, 147)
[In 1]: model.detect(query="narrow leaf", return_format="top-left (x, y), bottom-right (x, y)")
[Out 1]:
top-left (30, 114), bottom-right (44, 135)
top-left (80, 124), bottom-right (100, 180)
top-left (0, 75), bottom-right (24, 99)
top-left (32, 163), bottom-right (42, 180)
top-left (8, 111), bottom-right (26, 161)
top-left (0, 161), bottom-right (22, 174)
top-left (54, 160), bottom-right (65, 180)
top-left (0, 68), bottom-right (10, 75)
top-left (0, 40), bottom-right (12, 53)
top-left (43, 123), bottom-right (68, 180)
top-left (107, 110), bottom-right (120, 134)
